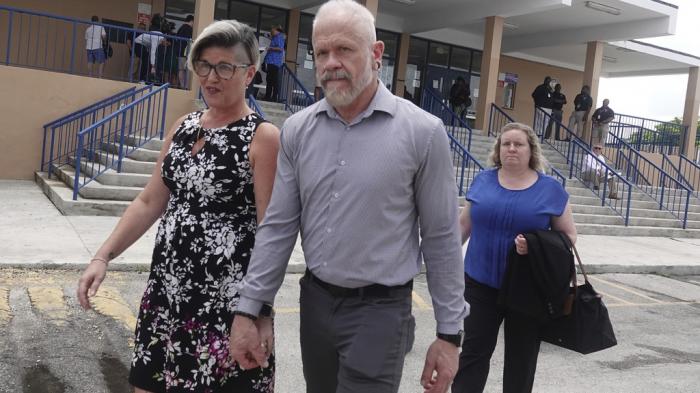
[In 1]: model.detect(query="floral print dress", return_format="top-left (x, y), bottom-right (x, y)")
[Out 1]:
top-left (129, 111), bottom-right (274, 392)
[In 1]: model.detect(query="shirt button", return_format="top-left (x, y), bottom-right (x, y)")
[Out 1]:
top-left (326, 228), bottom-right (332, 233)
top-left (323, 262), bottom-right (327, 266)
top-left (345, 126), bottom-right (350, 130)
top-left (340, 160), bottom-right (346, 166)
top-left (333, 192), bottom-right (340, 199)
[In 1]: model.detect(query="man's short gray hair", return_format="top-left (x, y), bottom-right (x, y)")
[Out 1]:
top-left (313, 0), bottom-right (376, 48)
top-left (188, 20), bottom-right (260, 71)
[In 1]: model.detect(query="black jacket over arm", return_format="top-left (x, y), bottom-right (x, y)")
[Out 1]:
top-left (498, 230), bottom-right (574, 322)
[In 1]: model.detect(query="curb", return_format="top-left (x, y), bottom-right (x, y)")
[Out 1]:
top-left (0, 262), bottom-right (309, 274)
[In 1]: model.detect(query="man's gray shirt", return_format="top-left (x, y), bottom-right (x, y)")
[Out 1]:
top-left (238, 83), bottom-right (468, 333)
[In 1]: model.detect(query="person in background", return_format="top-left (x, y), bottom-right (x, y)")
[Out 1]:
top-left (132, 14), bottom-right (165, 82)
top-left (568, 85), bottom-right (593, 138)
top-left (591, 99), bottom-right (615, 146)
top-left (262, 24), bottom-right (285, 102)
top-left (127, 22), bottom-right (147, 80)
top-left (531, 76), bottom-right (553, 132)
top-left (582, 144), bottom-right (618, 199)
top-left (449, 76), bottom-right (471, 119)
top-left (453, 122), bottom-right (577, 393)
top-left (77, 19), bottom-right (279, 392)
top-left (229, 1), bottom-right (468, 392)
top-left (176, 14), bottom-right (194, 88)
top-left (544, 83), bottom-right (567, 141)
top-left (85, 15), bottom-right (106, 78)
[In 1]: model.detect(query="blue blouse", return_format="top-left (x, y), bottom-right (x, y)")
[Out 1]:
top-left (264, 33), bottom-right (285, 66)
top-left (464, 169), bottom-right (568, 289)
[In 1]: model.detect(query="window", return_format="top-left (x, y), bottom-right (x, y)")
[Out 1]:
top-left (102, 19), bottom-right (133, 44)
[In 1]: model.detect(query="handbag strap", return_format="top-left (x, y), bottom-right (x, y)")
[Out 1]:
top-left (555, 231), bottom-right (589, 286)
top-left (571, 243), bottom-right (590, 284)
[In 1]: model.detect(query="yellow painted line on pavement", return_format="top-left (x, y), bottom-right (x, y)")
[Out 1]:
top-left (412, 291), bottom-right (433, 310)
top-left (596, 289), bottom-right (633, 305)
top-left (589, 276), bottom-right (663, 304)
top-left (27, 287), bottom-right (69, 326)
top-left (0, 287), bottom-right (11, 326)
top-left (90, 286), bottom-right (137, 332)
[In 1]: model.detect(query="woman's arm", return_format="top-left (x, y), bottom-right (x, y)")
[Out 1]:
top-left (458, 202), bottom-right (472, 245)
top-left (250, 122), bottom-right (281, 224)
top-left (77, 115), bottom-right (185, 309)
top-left (552, 201), bottom-right (577, 245)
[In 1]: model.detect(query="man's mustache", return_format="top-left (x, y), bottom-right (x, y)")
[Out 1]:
top-left (320, 70), bottom-right (352, 83)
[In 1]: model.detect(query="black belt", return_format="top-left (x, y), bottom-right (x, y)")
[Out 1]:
top-left (305, 269), bottom-right (412, 298)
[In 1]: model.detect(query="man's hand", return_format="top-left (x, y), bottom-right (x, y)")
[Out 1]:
top-left (514, 234), bottom-right (528, 255)
top-left (256, 316), bottom-right (275, 358)
top-left (229, 315), bottom-right (270, 370)
top-left (420, 338), bottom-right (459, 393)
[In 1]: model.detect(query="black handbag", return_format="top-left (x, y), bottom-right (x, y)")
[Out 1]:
top-left (540, 242), bottom-right (617, 354)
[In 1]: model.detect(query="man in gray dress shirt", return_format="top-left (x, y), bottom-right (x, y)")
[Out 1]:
top-left (229, 1), bottom-right (468, 392)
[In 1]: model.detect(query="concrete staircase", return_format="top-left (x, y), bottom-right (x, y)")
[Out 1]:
top-left (461, 131), bottom-right (700, 238)
top-left (36, 100), bottom-right (293, 216)
top-left (35, 102), bottom-right (700, 238)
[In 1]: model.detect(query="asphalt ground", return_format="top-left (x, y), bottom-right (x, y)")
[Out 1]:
top-left (0, 270), bottom-right (698, 392)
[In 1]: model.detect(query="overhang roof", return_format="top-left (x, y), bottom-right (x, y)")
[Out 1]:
top-left (263, 0), bottom-right (694, 77)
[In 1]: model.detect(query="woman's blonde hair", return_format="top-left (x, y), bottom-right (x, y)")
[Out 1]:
top-left (488, 122), bottom-right (546, 172)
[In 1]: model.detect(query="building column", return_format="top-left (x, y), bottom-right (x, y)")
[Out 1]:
top-left (475, 16), bottom-right (504, 132)
top-left (393, 33), bottom-right (410, 97)
top-left (582, 41), bottom-right (604, 144)
top-left (682, 66), bottom-right (700, 158)
top-left (358, 0), bottom-right (379, 17)
top-left (285, 9), bottom-right (301, 73)
top-left (191, 0), bottom-right (216, 98)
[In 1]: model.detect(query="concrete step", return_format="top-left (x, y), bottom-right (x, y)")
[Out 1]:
top-left (125, 136), bottom-right (164, 151)
top-left (79, 161), bottom-right (150, 188)
top-left (53, 166), bottom-right (142, 201)
top-left (572, 212), bottom-right (692, 229)
top-left (575, 223), bottom-right (700, 238)
top-left (570, 203), bottom-right (700, 221)
top-left (102, 142), bottom-right (159, 162)
top-left (257, 100), bottom-right (288, 112)
top-left (35, 172), bottom-right (129, 216)
top-left (95, 151), bottom-right (155, 174)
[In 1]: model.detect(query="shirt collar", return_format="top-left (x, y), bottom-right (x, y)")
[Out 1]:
top-left (315, 81), bottom-right (397, 121)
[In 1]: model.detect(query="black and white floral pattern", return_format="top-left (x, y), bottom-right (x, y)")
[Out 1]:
top-left (129, 112), bottom-right (274, 393)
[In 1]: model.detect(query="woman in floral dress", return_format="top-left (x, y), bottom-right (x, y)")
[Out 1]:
top-left (77, 20), bottom-right (279, 392)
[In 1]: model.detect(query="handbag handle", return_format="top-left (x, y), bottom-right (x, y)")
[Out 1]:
top-left (555, 232), bottom-right (589, 287)
top-left (570, 243), bottom-right (590, 284)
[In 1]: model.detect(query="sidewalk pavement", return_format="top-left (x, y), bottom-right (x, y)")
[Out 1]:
top-left (2, 180), bottom-right (700, 275)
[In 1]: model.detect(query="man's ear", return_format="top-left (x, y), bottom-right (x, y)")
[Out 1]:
top-left (372, 40), bottom-right (385, 68)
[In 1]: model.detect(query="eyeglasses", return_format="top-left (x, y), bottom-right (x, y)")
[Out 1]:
top-left (593, 147), bottom-right (602, 150)
top-left (193, 60), bottom-right (251, 80)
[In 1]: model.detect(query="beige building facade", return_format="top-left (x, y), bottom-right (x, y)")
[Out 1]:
top-left (1, 0), bottom-right (698, 180)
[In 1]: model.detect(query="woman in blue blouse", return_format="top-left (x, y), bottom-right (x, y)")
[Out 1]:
top-left (263, 25), bottom-right (285, 102)
top-left (452, 122), bottom-right (577, 393)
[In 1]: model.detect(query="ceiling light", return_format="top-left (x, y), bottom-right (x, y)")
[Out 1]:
top-left (602, 55), bottom-right (617, 63)
top-left (585, 1), bottom-right (621, 16)
top-left (504, 22), bottom-right (519, 30)
top-left (390, 0), bottom-right (416, 5)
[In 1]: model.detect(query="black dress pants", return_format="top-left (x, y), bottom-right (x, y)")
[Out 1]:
top-left (452, 274), bottom-right (542, 393)
top-left (264, 64), bottom-right (280, 102)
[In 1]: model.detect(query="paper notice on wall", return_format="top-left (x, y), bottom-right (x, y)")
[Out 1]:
top-left (473, 88), bottom-right (479, 98)
top-left (432, 80), bottom-right (439, 89)
top-left (498, 72), bottom-right (505, 81)
top-left (137, 3), bottom-right (152, 25)
top-left (304, 60), bottom-right (314, 69)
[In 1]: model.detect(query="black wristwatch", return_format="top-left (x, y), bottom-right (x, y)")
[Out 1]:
top-left (437, 330), bottom-right (464, 347)
top-left (260, 303), bottom-right (275, 318)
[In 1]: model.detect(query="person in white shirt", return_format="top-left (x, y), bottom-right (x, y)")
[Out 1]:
top-left (85, 15), bottom-right (106, 78)
top-left (582, 144), bottom-right (618, 199)
top-left (132, 25), bottom-right (164, 82)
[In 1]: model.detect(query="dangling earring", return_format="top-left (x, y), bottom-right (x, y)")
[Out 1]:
top-left (376, 61), bottom-right (381, 70)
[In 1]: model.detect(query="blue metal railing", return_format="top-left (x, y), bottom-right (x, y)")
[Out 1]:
top-left (1, 5), bottom-right (191, 88)
top-left (569, 139), bottom-right (634, 226)
top-left (678, 154), bottom-right (700, 199)
top-left (71, 84), bottom-right (170, 199)
top-left (661, 154), bottom-right (692, 190)
top-left (488, 103), bottom-right (512, 138)
top-left (448, 134), bottom-right (483, 197)
top-left (609, 113), bottom-right (686, 155)
top-left (42, 85), bottom-right (154, 177)
top-left (278, 63), bottom-right (314, 114)
top-left (248, 94), bottom-right (266, 118)
top-left (533, 106), bottom-right (587, 159)
top-left (421, 88), bottom-right (473, 151)
top-left (609, 133), bottom-right (691, 228)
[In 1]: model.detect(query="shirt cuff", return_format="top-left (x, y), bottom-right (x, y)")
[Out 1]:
top-left (236, 296), bottom-right (264, 316)
top-left (436, 322), bottom-right (464, 335)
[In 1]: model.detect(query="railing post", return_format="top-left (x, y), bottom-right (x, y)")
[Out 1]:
top-left (72, 135), bottom-right (83, 200)
top-left (48, 126), bottom-right (57, 178)
top-left (116, 111), bottom-right (128, 173)
top-left (40, 126), bottom-right (48, 172)
top-left (658, 172), bottom-right (665, 210)
top-left (624, 186), bottom-right (632, 226)
top-left (5, 10), bottom-right (13, 65)
top-left (159, 86), bottom-right (169, 139)
top-left (69, 21), bottom-right (76, 74)
top-left (683, 193), bottom-right (690, 229)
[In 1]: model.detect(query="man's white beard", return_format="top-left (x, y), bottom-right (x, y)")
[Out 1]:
top-left (318, 62), bottom-right (374, 107)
